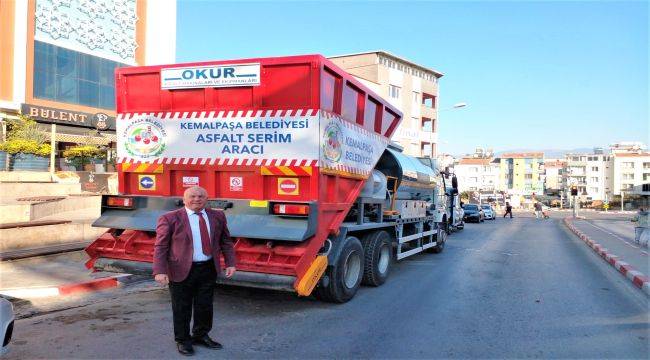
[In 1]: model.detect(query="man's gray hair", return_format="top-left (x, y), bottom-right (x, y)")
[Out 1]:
top-left (183, 186), bottom-right (208, 197)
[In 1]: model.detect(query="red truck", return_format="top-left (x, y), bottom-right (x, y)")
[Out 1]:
top-left (86, 54), bottom-right (450, 303)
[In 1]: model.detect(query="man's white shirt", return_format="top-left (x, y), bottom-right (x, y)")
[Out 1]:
top-left (185, 207), bottom-right (212, 262)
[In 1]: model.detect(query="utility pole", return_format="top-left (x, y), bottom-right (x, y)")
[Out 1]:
top-left (621, 190), bottom-right (625, 212)
top-left (571, 185), bottom-right (578, 218)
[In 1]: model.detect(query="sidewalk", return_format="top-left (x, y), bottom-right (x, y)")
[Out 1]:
top-left (565, 218), bottom-right (649, 295)
top-left (571, 219), bottom-right (648, 276)
top-left (0, 251), bottom-right (141, 300)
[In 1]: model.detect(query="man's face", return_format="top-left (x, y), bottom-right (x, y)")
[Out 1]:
top-left (183, 187), bottom-right (207, 212)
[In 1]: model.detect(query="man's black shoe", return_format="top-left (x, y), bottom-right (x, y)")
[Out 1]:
top-left (192, 335), bottom-right (223, 349)
top-left (177, 342), bottom-right (195, 356)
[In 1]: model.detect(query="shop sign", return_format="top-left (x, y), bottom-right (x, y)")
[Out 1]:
top-left (21, 104), bottom-right (116, 130)
top-left (78, 172), bottom-right (112, 193)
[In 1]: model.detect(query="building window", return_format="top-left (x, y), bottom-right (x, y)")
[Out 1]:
top-left (423, 94), bottom-right (436, 108)
top-left (622, 184), bottom-right (634, 190)
top-left (591, 166), bottom-right (599, 171)
top-left (412, 91), bottom-right (420, 107)
top-left (643, 173), bottom-right (650, 181)
top-left (643, 162), bottom-right (650, 169)
top-left (421, 118), bottom-right (432, 132)
top-left (643, 184), bottom-right (650, 192)
top-left (389, 85), bottom-right (400, 99)
top-left (622, 173), bottom-right (634, 180)
top-left (622, 162), bottom-right (634, 169)
top-left (589, 187), bottom-right (599, 193)
top-left (590, 177), bottom-right (599, 182)
top-left (421, 142), bottom-right (432, 158)
top-left (525, 174), bottom-right (533, 180)
top-left (33, 41), bottom-right (125, 110)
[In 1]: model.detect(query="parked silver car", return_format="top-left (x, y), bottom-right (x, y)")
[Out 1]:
top-left (481, 204), bottom-right (496, 220)
top-left (1, 297), bottom-right (14, 356)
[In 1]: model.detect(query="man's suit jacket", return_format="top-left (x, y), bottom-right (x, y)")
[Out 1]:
top-left (153, 207), bottom-right (236, 282)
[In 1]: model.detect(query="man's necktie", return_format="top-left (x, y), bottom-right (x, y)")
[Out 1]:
top-left (195, 211), bottom-right (212, 256)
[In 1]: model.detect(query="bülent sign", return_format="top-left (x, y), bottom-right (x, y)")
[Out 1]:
top-left (161, 64), bottom-right (261, 89)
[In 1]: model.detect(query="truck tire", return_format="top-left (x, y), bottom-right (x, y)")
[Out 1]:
top-left (314, 236), bottom-right (364, 303)
top-left (431, 226), bottom-right (447, 253)
top-left (360, 230), bottom-right (392, 287)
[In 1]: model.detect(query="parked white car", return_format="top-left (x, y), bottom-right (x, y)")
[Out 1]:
top-left (0, 297), bottom-right (14, 356)
top-left (481, 204), bottom-right (496, 220)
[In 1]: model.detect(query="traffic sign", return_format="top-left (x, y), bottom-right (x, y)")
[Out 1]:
top-left (138, 175), bottom-right (156, 190)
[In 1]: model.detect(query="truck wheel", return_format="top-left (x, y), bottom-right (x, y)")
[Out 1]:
top-left (314, 236), bottom-right (364, 303)
top-left (431, 226), bottom-right (447, 253)
top-left (360, 231), bottom-right (392, 287)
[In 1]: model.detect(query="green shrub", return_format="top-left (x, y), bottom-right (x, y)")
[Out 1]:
top-left (62, 145), bottom-right (106, 159)
top-left (0, 139), bottom-right (51, 157)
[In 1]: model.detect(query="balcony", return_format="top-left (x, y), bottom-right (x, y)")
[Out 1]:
top-left (419, 131), bottom-right (438, 143)
top-left (568, 161), bottom-right (587, 167)
top-left (421, 106), bottom-right (436, 121)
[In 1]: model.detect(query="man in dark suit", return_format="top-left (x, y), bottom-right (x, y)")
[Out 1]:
top-left (153, 186), bottom-right (236, 356)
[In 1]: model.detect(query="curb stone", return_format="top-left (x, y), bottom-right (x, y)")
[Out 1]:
top-left (0, 274), bottom-right (142, 299)
top-left (563, 217), bottom-right (649, 296)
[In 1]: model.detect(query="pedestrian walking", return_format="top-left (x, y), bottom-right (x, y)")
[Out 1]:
top-left (503, 202), bottom-right (513, 218)
top-left (153, 186), bottom-right (236, 356)
top-left (534, 202), bottom-right (543, 219)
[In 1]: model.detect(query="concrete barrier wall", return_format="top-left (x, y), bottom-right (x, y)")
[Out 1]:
top-left (0, 171), bottom-right (52, 182)
top-left (30, 196), bottom-right (101, 220)
top-left (0, 223), bottom-right (107, 252)
top-left (0, 204), bottom-right (32, 223)
top-left (0, 182), bottom-right (82, 197)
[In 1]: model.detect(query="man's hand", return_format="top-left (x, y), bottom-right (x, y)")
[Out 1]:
top-left (155, 273), bottom-right (169, 286)
top-left (225, 267), bottom-right (236, 278)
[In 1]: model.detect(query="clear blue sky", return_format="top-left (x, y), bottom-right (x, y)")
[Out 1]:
top-left (176, 0), bottom-right (648, 155)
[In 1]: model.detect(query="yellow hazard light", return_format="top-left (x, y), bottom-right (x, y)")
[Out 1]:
top-left (295, 255), bottom-right (328, 296)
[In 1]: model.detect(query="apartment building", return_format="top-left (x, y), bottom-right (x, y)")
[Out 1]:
top-left (543, 159), bottom-right (566, 195)
top-left (561, 143), bottom-right (649, 204)
top-left (612, 153), bottom-right (650, 196)
top-left (329, 51), bottom-right (443, 158)
top-left (564, 152), bottom-right (613, 201)
top-left (0, 0), bottom-right (176, 168)
top-left (455, 158), bottom-right (500, 192)
top-left (497, 152), bottom-right (544, 196)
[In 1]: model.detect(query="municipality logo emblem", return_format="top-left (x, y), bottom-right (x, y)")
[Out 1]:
top-left (123, 116), bottom-right (167, 158)
top-left (322, 120), bottom-right (343, 163)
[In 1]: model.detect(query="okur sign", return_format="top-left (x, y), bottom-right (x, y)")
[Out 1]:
top-left (161, 63), bottom-right (260, 89)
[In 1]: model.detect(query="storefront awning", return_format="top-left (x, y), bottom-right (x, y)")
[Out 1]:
top-left (48, 132), bottom-right (117, 145)
top-left (35, 123), bottom-right (117, 145)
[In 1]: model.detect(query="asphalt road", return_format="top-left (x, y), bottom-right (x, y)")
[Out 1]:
top-left (7, 217), bottom-right (650, 359)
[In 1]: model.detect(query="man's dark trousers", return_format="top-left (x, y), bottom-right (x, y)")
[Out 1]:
top-left (168, 261), bottom-right (217, 343)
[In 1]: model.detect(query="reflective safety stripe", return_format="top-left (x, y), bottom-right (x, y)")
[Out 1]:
top-left (294, 255), bottom-right (328, 296)
top-left (261, 166), bottom-right (312, 177)
top-left (121, 163), bottom-right (164, 173)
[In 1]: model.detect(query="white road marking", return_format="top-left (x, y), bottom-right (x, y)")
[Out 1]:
top-left (584, 221), bottom-right (648, 256)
